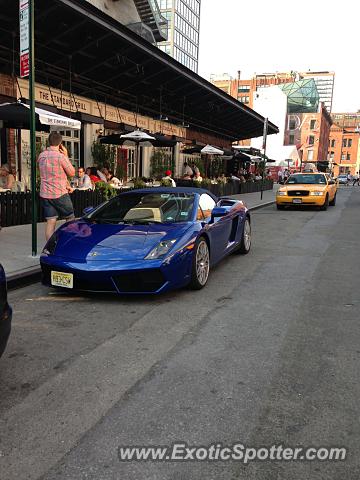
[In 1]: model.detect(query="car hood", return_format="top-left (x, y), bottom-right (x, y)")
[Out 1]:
top-left (281, 183), bottom-right (327, 192)
top-left (53, 220), bottom-right (192, 261)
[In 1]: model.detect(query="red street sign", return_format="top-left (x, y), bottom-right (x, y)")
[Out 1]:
top-left (19, 0), bottom-right (29, 78)
top-left (20, 52), bottom-right (29, 78)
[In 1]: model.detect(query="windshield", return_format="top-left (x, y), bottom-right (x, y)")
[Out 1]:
top-left (286, 174), bottom-right (327, 185)
top-left (86, 192), bottom-right (195, 224)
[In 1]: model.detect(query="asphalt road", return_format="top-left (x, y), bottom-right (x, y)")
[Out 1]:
top-left (1, 187), bottom-right (360, 480)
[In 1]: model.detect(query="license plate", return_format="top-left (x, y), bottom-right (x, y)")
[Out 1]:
top-left (292, 198), bottom-right (302, 204)
top-left (51, 271), bottom-right (73, 289)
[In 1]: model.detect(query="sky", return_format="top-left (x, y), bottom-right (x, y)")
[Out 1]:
top-left (198, 0), bottom-right (359, 113)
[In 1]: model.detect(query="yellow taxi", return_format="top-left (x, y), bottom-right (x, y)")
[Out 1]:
top-left (276, 172), bottom-right (337, 210)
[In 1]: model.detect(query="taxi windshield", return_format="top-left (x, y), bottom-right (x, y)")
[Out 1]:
top-left (286, 174), bottom-right (326, 185)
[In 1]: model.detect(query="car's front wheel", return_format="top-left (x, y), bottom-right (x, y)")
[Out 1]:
top-left (329, 193), bottom-right (336, 206)
top-left (189, 237), bottom-right (210, 290)
top-left (320, 194), bottom-right (329, 210)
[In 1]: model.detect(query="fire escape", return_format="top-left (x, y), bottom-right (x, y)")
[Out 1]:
top-left (132, 0), bottom-right (168, 42)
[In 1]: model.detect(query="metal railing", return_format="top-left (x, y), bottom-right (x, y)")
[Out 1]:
top-left (0, 180), bottom-right (273, 227)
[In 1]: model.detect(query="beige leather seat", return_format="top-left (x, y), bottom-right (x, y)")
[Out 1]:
top-left (124, 207), bottom-right (162, 222)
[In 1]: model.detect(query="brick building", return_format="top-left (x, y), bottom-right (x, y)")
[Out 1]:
top-left (211, 71), bottom-right (334, 161)
top-left (328, 113), bottom-right (360, 176)
top-left (285, 104), bottom-right (333, 164)
top-left (211, 70), bottom-right (335, 112)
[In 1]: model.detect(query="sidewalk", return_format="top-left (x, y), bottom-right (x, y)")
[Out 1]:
top-left (0, 223), bottom-right (48, 283)
top-left (230, 188), bottom-right (276, 210)
top-left (0, 189), bottom-right (276, 282)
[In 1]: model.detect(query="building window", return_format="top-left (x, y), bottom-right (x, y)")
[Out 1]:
top-left (346, 153), bottom-right (351, 161)
top-left (289, 134), bottom-right (295, 145)
top-left (331, 139), bottom-right (335, 147)
top-left (310, 119), bottom-right (316, 130)
top-left (342, 139), bottom-right (347, 147)
top-left (238, 85), bottom-right (250, 92)
top-left (341, 154), bottom-right (346, 161)
top-left (59, 130), bottom-right (80, 169)
top-left (308, 150), bottom-right (314, 161)
top-left (160, 0), bottom-right (173, 8)
top-left (348, 139), bottom-right (352, 147)
top-left (308, 135), bottom-right (315, 146)
top-left (289, 118), bottom-right (296, 130)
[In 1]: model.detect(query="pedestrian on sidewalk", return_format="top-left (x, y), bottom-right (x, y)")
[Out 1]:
top-left (38, 132), bottom-right (76, 242)
top-left (352, 172), bottom-right (359, 186)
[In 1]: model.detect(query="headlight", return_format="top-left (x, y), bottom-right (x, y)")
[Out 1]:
top-left (277, 191), bottom-right (287, 196)
top-left (310, 191), bottom-right (325, 196)
top-left (42, 233), bottom-right (58, 255)
top-left (145, 239), bottom-right (177, 260)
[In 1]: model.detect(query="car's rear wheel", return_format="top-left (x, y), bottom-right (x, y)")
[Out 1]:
top-left (320, 194), bottom-right (329, 210)
top-left (329, 193), bottom-right (336, 206)
top-left (189, 237), bottom-right (210, 290)
top-left (236, 217), bottom-right (251, 255)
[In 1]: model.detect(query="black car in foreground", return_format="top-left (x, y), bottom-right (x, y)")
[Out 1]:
top-left (0, 263), bottom-right (12, 358)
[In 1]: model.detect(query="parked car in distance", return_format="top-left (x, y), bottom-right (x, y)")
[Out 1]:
top-left (0, 263), bottom-right (12, 358)
top-left (337, 175), bottom-right (349, 185)
top-left (41, 187), bottom-right (252, 294)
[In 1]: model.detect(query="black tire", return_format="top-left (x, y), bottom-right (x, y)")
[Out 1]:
top-left (236, 217), bottom-right (251, 255)
top-left (320, 194), bottom-right (329, 210)
top-left (329, 193), bottom-right (336, 206)
top-left (276, 204), bottom-right (285, 210)
top-left (189, 237), bottom-right (210, 290)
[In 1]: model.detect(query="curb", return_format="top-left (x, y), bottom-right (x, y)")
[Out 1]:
top-left (248, 200), bottom-right (276, 211)
top-left (7, 200), bottom-right (275, 291)
top-left (7, 267), bottom-right (41, 291)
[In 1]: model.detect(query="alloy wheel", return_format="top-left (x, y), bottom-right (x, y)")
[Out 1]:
top-left (196, 240), bottom-right (210, 286)
top-left (243, 219), bottom-right (251, 251)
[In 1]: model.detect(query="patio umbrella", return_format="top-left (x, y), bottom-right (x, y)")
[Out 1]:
top-left (120, 129), bottom-right (155, 146)
top-left (0, 101), bottom-right (81, 130)
top-left (201, 144), bottom-right (224, 155)
top-left (120, 130), bottom-right (155, 177)
top-left (100, 132), bottom-right (176, 147)
top-left (200, 144), bottom-right (224, 177)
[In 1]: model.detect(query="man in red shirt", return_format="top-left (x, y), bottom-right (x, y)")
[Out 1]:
top-left (38, 132), bottom-right (76, 241)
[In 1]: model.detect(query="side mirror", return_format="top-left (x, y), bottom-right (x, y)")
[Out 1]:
top-left (211, 206), bottom-right (228, 218)
top-left (83, 206), bottom-right (95, 216)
